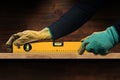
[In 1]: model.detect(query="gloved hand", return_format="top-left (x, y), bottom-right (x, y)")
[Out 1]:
top-left (6, 27), bottom-right (52, 48)
top-left (81, 26), bottom-right (119, 55)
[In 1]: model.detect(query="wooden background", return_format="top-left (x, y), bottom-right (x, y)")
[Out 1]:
top-left (0, 0), bottom-right (120, 80)
top-left (0, 0), bottom-right (120, 52)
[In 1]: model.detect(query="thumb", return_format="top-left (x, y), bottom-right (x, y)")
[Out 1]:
top-left (78, 40), bottom-right (89, 55)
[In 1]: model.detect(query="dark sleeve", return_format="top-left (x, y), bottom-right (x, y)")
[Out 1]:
top-left (113, 21), bottom-right (120, 41)
top-left (48, 0), bottom-right (105, 41)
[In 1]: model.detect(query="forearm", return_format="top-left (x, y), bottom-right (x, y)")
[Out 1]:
top-left (48, 0), bottom-right (104, 40)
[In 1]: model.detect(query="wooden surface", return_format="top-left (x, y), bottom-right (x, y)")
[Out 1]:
top-left (0, 53), bottom-right (119, 59)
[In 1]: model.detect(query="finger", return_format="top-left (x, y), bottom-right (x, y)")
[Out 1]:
top-left (78, 42), bottom-right (88, 55)
top-left (94, 47), bottom-right (109, 55)
top-left (78, 40), bottom-right (89, 55)
top-left (100, 50), bottom-right (109, 55)
top-left (6, 32), bottom-right (23, 48)
top-left (13, 36), bottom-right (28, 47)
top-left (13, 34), bottom-right (37, 47)
top-left (85, 42), bottom-right (94, 52)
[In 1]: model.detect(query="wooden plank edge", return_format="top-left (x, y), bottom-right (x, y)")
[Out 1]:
top-left (0, 53), bottom-right (119, 59)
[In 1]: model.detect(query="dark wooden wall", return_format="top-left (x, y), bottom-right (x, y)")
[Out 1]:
top-left (0, 0), bottom-right (120, 52)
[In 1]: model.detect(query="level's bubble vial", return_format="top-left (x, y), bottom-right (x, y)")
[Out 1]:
top-left (23, 43), bottom-right (32, 52)
top-left (53, 42), bottom-right (63, 47)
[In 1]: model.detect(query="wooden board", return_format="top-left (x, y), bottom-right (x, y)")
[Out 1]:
top-left (0, 53), bottom-right (119, 59)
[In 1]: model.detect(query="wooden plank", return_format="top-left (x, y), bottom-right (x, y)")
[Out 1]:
top-left (0, 53), bottom-right (119, 59)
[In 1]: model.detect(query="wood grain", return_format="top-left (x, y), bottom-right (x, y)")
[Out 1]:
top-left (0, 0), bottom-right (120, 53)
top-left (0, 53), bottom-right (119, 59)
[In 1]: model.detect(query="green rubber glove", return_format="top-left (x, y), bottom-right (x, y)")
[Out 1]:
top-left (81, 26), bottom-right (119, 55)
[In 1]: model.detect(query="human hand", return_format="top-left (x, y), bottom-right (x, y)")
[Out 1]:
top-left (81, 26), bottom-right (119, 55)
top-left (6, 27), bottom-right (52, 49)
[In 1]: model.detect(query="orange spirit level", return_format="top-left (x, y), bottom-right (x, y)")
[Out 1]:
top-left (12, 42), bottom-right (88, 54)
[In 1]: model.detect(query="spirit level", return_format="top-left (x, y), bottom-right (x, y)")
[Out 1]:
top-left (12, 42), bottom-right (88, 54)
